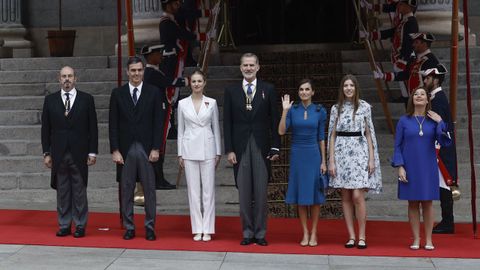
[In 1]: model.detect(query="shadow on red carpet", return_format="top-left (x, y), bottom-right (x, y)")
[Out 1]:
top-left (0, 209), bottom-right (478, 258)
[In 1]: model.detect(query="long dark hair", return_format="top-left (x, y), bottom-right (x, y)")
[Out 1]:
top-left (336, 74), bottom-right (360, 121)
top-left (406, 87), bottom-right (432, 116)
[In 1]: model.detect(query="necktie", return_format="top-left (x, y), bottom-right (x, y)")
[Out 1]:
top-left (64, 93), bottom-right (70, 116)
top-left (132, 88), bottom-right (138, 105)
top-left (246, 84), bottom-right (253, 97)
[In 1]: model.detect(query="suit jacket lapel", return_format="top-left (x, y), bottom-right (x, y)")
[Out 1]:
top-left (66, 91), bottom-right (80, 120)
top-left (120, 85), bottom-right (135, 115)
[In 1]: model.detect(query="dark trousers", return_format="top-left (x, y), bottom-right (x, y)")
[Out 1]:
top-left (236, 136), bottom-right (269, 239)
top-left (121, 142), bottom-right (156, 230)
top-left (56, 152), bottom-right (88, 230)
top-left (439, 187), bottom-right (454, 225)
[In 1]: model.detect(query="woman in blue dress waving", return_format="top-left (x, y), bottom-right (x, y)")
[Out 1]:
top-left (392, 87), bottom-right (451, 251)
top-left (278, 79), bottom-right (327, 247)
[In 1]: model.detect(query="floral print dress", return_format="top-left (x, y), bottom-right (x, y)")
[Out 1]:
top-left (327, 100), bottom-right (382, 193)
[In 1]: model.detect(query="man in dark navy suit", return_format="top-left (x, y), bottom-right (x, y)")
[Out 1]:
top-left (109, 56), bottom-right (164, 241)
top-left (41, 66), bottom-right (98, 238)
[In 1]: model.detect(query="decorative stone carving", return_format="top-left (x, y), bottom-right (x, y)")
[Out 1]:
top-left (0, 0), bottom-right (33, 57)
top-left (119, 0), bottom-right (163, 54)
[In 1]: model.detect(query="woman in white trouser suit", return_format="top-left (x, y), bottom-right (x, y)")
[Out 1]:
top-left (177, 70), bottom-right (221, 241)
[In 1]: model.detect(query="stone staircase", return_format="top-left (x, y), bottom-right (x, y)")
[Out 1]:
top-left (0, 46), bottom-right (479, 222)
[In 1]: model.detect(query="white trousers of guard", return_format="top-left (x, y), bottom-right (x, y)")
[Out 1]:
top-left (184, 158), bottom-right (216, 234)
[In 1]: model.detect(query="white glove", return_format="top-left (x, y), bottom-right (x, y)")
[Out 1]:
top-left (373, 65), bottom-right (384, 80)
top-left (360, 0), bottom-right (373, 10)
top-left (359, 30), bottom-right (369, 40)
top-left (211, 2), bottom-right (220, 16)
top-left (207, 29), bottom-right (217, 40)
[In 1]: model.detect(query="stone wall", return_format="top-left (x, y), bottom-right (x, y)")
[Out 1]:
top-left (23, 0), bottom-right (120, 56)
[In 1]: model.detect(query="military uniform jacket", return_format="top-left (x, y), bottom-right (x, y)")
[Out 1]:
top-left (394, 49), bottom-right (439, 94)
top-left (159, 13), bottom-right (197, 54)
top-left (431, 87), bottom-right (458, 185)
top-left (380, 13), bottom-right (418, 65)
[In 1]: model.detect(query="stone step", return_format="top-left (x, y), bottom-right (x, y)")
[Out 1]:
top-left (366, 198), bottom-right (480, 221)
top-left (0, 69), bottom-right (118, 84)
top-left (341, 47), bottom-right (480, 63)
top-left (0, 56), bottom-right (110, 71)
top-left (343, 60), bottom-right (480, 75)
top-left (0, 153), bottom-right (231, 178)
top-left (372, 114), bottom-right (480, 132)
top-left (355, 73), bottom-right (480, 90)
top-left (0, 82), bottom-right (117, 97)
top-left (0, 158), bottom-right (236, 190)
top-left (0, 109), bottom-right (109, 125)
top-left (0, 138), bottom-right (183, 157)
top-left (0, 185), bottom-right (239, 208)
top-left (371, 100), bottom-right (480, 117)
top-left (0, 95), bottom-right (111, 110)
top-left (185, 66), bottom-right (242, 79)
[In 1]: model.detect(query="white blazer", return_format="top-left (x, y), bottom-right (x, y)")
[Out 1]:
top-left (177, 95), bottom-right (222, 160)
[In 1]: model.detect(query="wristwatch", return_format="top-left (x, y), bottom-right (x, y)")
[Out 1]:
top-left (43, 152), bottom-right (50, 158)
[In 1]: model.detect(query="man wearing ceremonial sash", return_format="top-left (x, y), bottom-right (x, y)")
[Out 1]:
top-left (223, 53), bottom-right (280, 246)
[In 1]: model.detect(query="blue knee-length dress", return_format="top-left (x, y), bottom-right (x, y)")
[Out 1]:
top-left (392, 115), bottom-right (452, 200)
top-left (285, 103), bottom-right (327, 205)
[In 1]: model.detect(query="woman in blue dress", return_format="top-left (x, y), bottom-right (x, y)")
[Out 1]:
top-left (278, 79), bottom-right (327, 247)
top-left (392, 87), bottom-right (451, 251)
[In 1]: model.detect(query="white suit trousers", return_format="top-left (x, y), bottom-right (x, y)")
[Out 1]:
top-left (184, 159), bottom-right (216, 234)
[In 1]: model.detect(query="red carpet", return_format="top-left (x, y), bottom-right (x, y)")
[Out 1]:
top-left (0, 209), bottom-right (478, 258)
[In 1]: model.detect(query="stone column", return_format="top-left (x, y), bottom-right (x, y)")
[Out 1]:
top-left (0, 0), bottom-right (33, 57)
top-left (119, 0), bottom-right (163, 55)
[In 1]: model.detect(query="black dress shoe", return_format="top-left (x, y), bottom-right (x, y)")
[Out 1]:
top-left (145, 228), bottom-right (156, 241)
top-left (255, 238), bottom-right (268, 246)
top-left (73, 227), bottom-right (86, 238)
top-left (240, 238), bottom-right (254, 245)
top-left (56, 228), bottom-right (71, 237)
top-left (123, 229), bottom-right (136, 240)
top-left (433, 223), bottom-right (455, 234)
top-left (157, 182), bottom-right (176, 190)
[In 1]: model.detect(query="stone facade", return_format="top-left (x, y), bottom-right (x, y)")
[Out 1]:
top-left (0, 0), bottom-right (478, 57)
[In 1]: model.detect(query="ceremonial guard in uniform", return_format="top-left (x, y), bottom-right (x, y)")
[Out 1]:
top-left (422, 64), bottom-right (458, 234)
top-left (375, 33), bottom-right (439, 96)
top-left (159, 0), bottom-right (205, 139)
top-left (364, 0), bottom-right (418, 101)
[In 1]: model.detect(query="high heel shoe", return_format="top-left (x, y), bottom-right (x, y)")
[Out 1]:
top-left (308, 234), bottom-right (318, 247)
top-left (300, 235), bottom-right (309, 247)
top-left (410, 239), bottom-right (420, 250)
top-left (424, 244), bottom-right (435, 250)
top-left (193, 233), bottom-right (202, 241)
top-left (409, 244), bottom-right (420, 250)
top-left (202, 234), bottom-right (211, 242)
